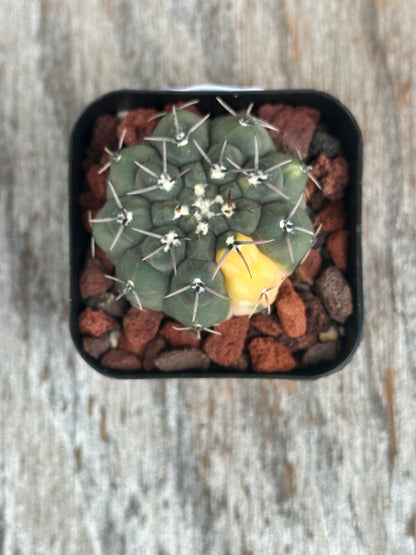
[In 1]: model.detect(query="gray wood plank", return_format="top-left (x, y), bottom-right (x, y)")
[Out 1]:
top-left (1, 0), bottom-right (416, 553)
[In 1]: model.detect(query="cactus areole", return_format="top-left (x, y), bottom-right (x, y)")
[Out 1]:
top-left (91, 98), bottom-right (318, 332)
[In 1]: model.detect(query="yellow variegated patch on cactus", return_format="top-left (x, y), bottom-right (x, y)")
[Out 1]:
top-left (215, 233), bottom-right (287, 315)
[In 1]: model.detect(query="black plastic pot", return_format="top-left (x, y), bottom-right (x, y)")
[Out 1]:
top-left (69, 88), bottom-right (363, 379)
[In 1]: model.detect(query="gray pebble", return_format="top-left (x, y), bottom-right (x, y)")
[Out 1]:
top-left (308, 129), bottom-right (342, 159)
top-left (314, 266), bottom-right (353, 323)
top-left (154, 348), bottom-right (210, 372)
top-left (302, 341), bottom-right (340, 366)
top-left (142, 336), bottom-right (167, 371)
top-left (82, 334), bottom-right (112, 359)
top-left (86, 291), bottom-right (129, 319)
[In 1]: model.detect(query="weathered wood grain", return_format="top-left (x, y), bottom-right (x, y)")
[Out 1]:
top-left (1, 0), bottom-right (416, 553)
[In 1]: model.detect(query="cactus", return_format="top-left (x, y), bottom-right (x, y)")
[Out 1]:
top-left (91, 98), bottom-right (318, 333)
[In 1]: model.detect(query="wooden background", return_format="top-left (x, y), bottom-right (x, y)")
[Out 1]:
top-left (1, 0), bottom-right (415, 553)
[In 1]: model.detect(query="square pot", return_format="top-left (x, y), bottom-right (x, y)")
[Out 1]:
top-left (69, 88), bottom-right (363, 379)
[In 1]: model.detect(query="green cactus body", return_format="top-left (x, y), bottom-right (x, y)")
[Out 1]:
top-left (92, 98), bottom-right (317, 330)
top-left (210, 115), bottom-right (275, 159)
top-left (92, 194), bottom-right (152, 265)
top-left (108, 143), bottom-right (160, 196)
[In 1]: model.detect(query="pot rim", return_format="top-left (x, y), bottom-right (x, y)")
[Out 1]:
top-left (69, 87), bottom-right (363, 379)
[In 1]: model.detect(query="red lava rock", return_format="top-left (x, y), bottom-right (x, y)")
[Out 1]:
top-left (294, 249), bottom-right (322, 285)
top-left (257, 104), bottom-right (321, 156)
top-left (123, 308), bottom-right (164, 352)
top-left (117, 108), bottom-right (158, 146)
top-left (203, 316), bottom-right (250, 366)
top-left (78, 307), bottom-right (120, 337)
top-left (299, 291), bottom-right (332, 334)
top-left (159, 321), bottom-right (201, 348)
top-left (305, 180), bottom-right (325, 211)
top-left (142, 336), bottom-right (167, 371)
top-left (79, 192), bottom-right (105, 212)
top-left (154, 348), bottom-right (210, 372)
top-left (315, 200), bottom-right (347, 233)
top-left (82, 157), bottom-right (95, 173)
top-left (249, 312), bottom-right (283, 337)
top-left (86, 164), bottom-right (108, 203)
top-left (89, 114), bottom-right (118, 160)
top-left (326, 230), bottom-right (349, 272)
top-left (82, 334), bottom-right (112, 359)
top-left (314, 266), bottom-right (353, 324)
top-left (278, 332), bottom-right (318, 353)
top-left (98, 151), bottom-right (110, 168)
top-left (117, 331), bottom-right (146, 357)
top-left (82, 209), bottom-right (97, 233)
top-left (101, 349), bottom-right (142, 371)
top-left (302, 341), bottom-right (340, 366)
top-left (93, 246), bottom-right (115, 273)
top-left (248, 337), bottom-right (296, 373)
top-left (275, 279), bottom-right (307, 338)
top-left (310, 154), bottom-right (349, 200)
top-left (79, 257), bottom-right (113, 299)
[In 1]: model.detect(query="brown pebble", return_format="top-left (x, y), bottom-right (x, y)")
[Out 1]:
top-left (142, 336), bottom-right (167, 371)
top-left (86, 164), bottom-right (108, 203)
top-left (314, 266), bottom-right (353, 324)
top-left (123, 308), bottom-right (164, 351)
top-left (93, 246), bottom-right (115, 273)
top-left (326, 230), bottom-right (349, 272)
top-left (78, 307), bottom-right (121, 337)
top-left (275, 279), bottom-right (307, 338)
top-left (294, 249), bottom-right (322, 285)
top-left (98, 151), bottom-right (110, 168)
top-left (154, 348), bottom-right (210, 372)
top-left (89, 114), bottom-right (118, 160)
top-left (79, 191), bottom-right (105, 212)
top-left (203, 316), bottom-right (250, 366)
top-left (82, 157), bottom-right (95, 174)
top-left (315, 200), bottom-right (347, 233)
top-left (302, 341), bottom-right (340, 366)
top-left (249, 312), bottom-right (283, 337)
top-left (82, 209), bottom-right (98, 233)
top-left (101, 349), bottom-right (142, 371)
top-left (299, 290), bottom-right (331, 334)
top-left (79, 258), bottom-right (113, 299)
top-left (159, 321), bottom-right (201, 348)
top-left (257, 104), bottom-right (320, 156)
top-left (310, 154), bottom-right (349, 200)
top-left (248, 337), bottom-right (297, 373)
top-left (305, 180), bottom-right (325, 211)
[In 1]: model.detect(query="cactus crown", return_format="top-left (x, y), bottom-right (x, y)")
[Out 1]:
top-left (91, 98), bottom-right (317, 332)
